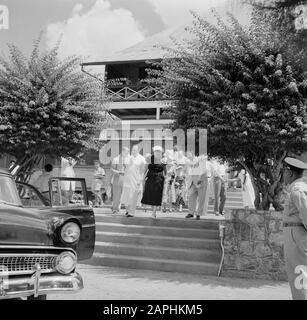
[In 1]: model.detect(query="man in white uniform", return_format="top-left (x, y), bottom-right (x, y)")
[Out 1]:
top-left (186, 153), bottom-right (211, 220)
top-left (111, 147), bottom-right (130, 214)
top-left (283, 157), bottom-right (307, 300)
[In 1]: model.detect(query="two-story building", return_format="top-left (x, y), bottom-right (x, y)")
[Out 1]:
top-left (75, 27), bottom-right (189, 189)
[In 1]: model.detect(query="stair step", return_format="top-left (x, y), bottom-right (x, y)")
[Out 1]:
top-left (94, 215), bottom-right (221, 229)
top-left (94, 241), bottom-right (221, 263)
top-left (102, 201), bottom-right (243, 210)
top-left (96, 222), bottom-right (219, 239)
top-left (96, 231), bottom-right (221, 250)
top-left (214, 203), bottom-right (243, 206)
top-left (86, 253), bottom-right (220, 275)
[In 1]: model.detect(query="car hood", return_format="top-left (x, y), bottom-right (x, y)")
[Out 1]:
top-left (0, 203), bottom-right (69, 247)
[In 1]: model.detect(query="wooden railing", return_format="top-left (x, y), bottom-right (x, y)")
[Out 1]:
top-left (105, 85), bottom-right (177, 102)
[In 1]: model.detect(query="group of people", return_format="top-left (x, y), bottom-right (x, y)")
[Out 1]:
top-left (31, 147), bottom-right (256, 219)
top-left (110, 144), bottom-right (191, 218)
top-left (17, 151), bottom-right (307, 300)
top-left (108, 145), bottom-right (256, 219)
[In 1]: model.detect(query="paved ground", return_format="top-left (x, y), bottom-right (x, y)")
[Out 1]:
top-left (49, 264), bottom-right (290, 300)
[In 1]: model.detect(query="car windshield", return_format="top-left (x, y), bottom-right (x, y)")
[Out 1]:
top-left (0, 175), bottom-right (22, 206)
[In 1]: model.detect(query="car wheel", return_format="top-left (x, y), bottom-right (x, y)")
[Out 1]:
top-left (27, 294), bottom-right (47, 300)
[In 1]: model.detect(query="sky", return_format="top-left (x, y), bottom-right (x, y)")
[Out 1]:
top-left (0, 0), bottom-right (240, 61)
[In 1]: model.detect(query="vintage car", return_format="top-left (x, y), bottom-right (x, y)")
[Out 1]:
top-left (16, 177), bottom-right (96, 261)
top-left (0, 169), bottom-right (95, 300)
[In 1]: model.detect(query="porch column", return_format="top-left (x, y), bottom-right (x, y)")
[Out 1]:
top-left (156, 107), bottom-right (160, 120)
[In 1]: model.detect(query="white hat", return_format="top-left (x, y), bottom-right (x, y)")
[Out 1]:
top-left (284, 157), bottom-right (307, 170)
top-left (153, 146), bottom-right (163, 152)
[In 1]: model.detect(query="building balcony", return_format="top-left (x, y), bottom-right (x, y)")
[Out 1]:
top-left (107, 100), bottom-right (174, 120)
top-left (105, 85), bottom-right (177, 102)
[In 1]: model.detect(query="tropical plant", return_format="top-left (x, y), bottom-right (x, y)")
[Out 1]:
top-left (248, 0), bottom-right (306, 44)
top-left (0, 36), bottom-right (105, 181)
top-left (149, 8), bottom-right (307, 210)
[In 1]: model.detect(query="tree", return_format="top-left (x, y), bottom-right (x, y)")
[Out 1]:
top-left (248, 0), bottom-right (307, 61)
top-left (150, 8), bottom-right (307, 211)
top-left (0, 37), bottom-right (105, 181)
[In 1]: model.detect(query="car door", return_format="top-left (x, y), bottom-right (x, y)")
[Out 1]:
top-left (16, 182), bottom-right (49, 208)
top-left (47, 177), bottom-right (95, 260)
top-left (16, 178), bottom-right (95, 261)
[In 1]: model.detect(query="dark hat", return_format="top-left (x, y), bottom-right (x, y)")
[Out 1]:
top-left (284, 157), bottom-right (307, 170)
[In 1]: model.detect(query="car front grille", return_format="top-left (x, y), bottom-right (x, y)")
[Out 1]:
top-left (0, 254), bottom-right (57, 275)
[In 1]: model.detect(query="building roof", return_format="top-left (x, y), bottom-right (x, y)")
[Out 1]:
top-left (82, 0), bottom-right (251, 66)
top-left (82, 25), bottom-right (191, 66)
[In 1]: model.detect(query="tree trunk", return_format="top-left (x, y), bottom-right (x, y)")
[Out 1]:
top-left (241, 156), bottom-right (286, 212)
top-left (10, 154), bottom-right (42, 183)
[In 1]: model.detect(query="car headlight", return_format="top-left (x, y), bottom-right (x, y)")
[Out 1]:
top-left (60, 222), bottom-right (81, 243)
top-left (55, 251), bottom-right (77, 274)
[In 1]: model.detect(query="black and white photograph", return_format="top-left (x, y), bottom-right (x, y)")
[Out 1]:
top-left (0, 0), bottom-right (306, 310)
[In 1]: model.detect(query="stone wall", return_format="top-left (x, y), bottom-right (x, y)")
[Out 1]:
top-left (222, 208), bottom-right (287, 281)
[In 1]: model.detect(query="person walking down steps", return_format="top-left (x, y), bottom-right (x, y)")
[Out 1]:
top-left (185, 153), bottom-right (211, 220)
top-left (141, 146), bottom-right (167, 219)
top-left (239, 168), bottom-right (255, 209)
top-left (162, 150), bottom-right (176, 213)
top-left (211, 158), bottom-right (227, 216)
top-left (91, 160), bottom-right (106, 207)
top-left (110, 147), bottom-right (130, 214)
top-left (121, 145), bottom-right (146, 218)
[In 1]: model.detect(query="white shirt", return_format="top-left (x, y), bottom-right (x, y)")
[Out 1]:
top-left (33, 172), bottom-right (53, 193)
top-left (188, 156), bottom-right (211, 177)
top-left (112, 155), bottom-right (131, 167)
top-left (61, 157), bottom-right (77, 177)
top-left (211, 160), bottom-right (226, 178)
top-left (123, 154), bottom-right (146, 187)
top-left (111, 154), bottom-right (131, 185)
top-left (284, 177), bottom-right (307, 228)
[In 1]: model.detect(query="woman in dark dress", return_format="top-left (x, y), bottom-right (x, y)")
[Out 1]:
top-left (141, 146), bottom-right (166, 218)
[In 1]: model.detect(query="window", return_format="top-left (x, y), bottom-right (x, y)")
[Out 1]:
top-left (16, 183), bottom-right (45, 207)
top-left (50, 178), bottom-right (86, 207)
top-left (0, 176), bottom-right (22, 206)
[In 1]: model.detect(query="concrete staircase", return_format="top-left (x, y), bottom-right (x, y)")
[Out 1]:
top-left (206, 190), bottom-right (244, 214)
top-left (86, 215), bottom-right (221, 275)
top-left (102, 190), bottom-right (244, 214)
top-left (84, 189), bottom-right (244, 275)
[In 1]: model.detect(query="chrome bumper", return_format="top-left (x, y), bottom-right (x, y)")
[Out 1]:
top-left (0, 272), bottom-right (83, 299)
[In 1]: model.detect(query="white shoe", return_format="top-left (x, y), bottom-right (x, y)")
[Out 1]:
top-left (151, 213), bottom-right (157, 219)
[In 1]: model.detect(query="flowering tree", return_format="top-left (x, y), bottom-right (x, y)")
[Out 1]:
top-left (151, 8), bottom-right (307, 210)
top-left (249, 0), bottom-right (307, 58)
top-left (0, 37), bottom-right (105, 181)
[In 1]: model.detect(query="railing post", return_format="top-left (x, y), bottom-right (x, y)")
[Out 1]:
top-left (156, 107), bottom-right (160, 120)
